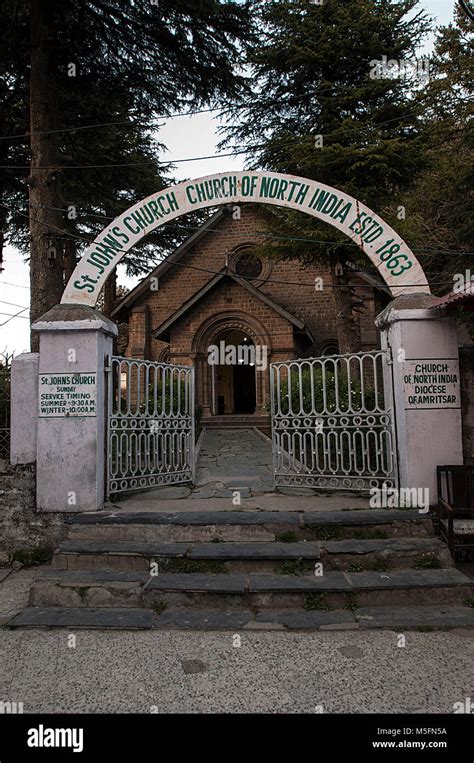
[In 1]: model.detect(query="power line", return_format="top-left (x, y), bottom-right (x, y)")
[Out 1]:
top-left (0, 149), bottom-right (246, 170)
top-left (0, 307), bottom-right (29, 325)
top-left (0, 195), bottom-right (457, 290)
top-left (0, 109), bottom-right (216, 142)
top-left (0, 79), bottom-right (428, 143)
top-left (0, 299), bottom-right (29, 309)
top-left (0, 110), bottom-right (428, 171)
top-left (15, 200), bottom-right (474, 258)
top-left (147, 255), bottom-right (455, 290)
top-left (0, 281), bottom-right (30, 289)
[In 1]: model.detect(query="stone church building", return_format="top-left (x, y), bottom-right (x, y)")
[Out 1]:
top-left (111, 204), bottom-right (389, 428)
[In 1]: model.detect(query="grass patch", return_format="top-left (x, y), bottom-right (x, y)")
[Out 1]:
top-left (210, 537), bottom-right (224, 543)
top-left (275, 531), bottom-right (298, 543)
top-left (353, 529), bottom-right (388, 540)
top-left (160, 558), bottom-right (228, 574)
top-left (151, 600), bottom-right (168, 615)
top-left (348, 562), bottom-right (365, 572)
top-left (276, 560), bottom-right (307, 576)
top-left (307, 525), bottom-right (343, 541)
top-left (304, 593), bottom-right (332, 611)
top-left (416, 625), bottom-right (435, 632)
top-left (413, 556), bottom-right (442, 570)
top-left (463, 596), bottom-right (474, 608)
top-left (76, 586), bottom-right (88, 601)
top-left (344, 592), bottom-right (359, 612)
top-left (9, 546), bottom-right (53, 567)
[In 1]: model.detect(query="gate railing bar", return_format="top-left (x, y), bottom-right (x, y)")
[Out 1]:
top-left (104, 354), bottom-right (112, 501)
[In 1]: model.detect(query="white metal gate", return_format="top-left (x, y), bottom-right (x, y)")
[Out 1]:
top-left (106, 356), bottom-right (194, 496)
top-left (270, 350), bottom-right (398, 491)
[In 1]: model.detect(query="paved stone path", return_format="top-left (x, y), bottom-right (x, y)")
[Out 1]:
top-left (193, 428), bottom-right (274, 496)
top-left (114, 428), bottom-right (369, 511)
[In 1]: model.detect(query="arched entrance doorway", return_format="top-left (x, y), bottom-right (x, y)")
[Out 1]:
top-left (192, 312), bottom-right (272, 419)
top-left (213, 329), bottom-right (256, 415)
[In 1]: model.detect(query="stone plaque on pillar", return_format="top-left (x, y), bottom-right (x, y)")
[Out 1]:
top-left (32, 304), bottom-right (117, 512)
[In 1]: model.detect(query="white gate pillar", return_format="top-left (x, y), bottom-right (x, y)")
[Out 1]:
top-left (32, 304), bottom-right (117, 512)
top-left (376, 295), bottom-right (463, 503)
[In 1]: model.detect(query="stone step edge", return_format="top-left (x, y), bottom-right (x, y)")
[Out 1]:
top-left (55, 540), bottom-right (322, 560)
top-left (65, 509), bottom-right (431, 527)
top-left (31, 569), bottom-right (473, 593)
top-left (7, 605), bottom-right (474, 631)
top-left (57, 537), bottom-right (446, 555)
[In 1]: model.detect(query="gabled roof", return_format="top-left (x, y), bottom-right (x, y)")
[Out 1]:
top-left (154, 267), bottom-right (315, 343)
top-left (111, 208), bottom-right (227, 318)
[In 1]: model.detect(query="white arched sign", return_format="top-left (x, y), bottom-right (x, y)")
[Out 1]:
top-left (61, 171), bottom-right (430, 305)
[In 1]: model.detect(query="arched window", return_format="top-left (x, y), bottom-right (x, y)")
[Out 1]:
top-left (158, 347), bottom-right (171, 363)
top-left (321, 341), bottom-right (340, 357)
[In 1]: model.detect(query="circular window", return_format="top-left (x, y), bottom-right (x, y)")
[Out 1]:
top-left (235, 252), bottom-right (263, 279)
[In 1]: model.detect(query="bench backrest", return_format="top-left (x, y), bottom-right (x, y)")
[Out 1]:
top-left (437, 465), bottom-right (474, 510)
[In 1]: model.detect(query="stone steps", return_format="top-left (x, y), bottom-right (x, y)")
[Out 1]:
top-left (51, 540), bottom-right (321, 573)
top-left (9, 603), bottom-right (474, 631)
top-left (202, 418), bottom-right (270, 430)
top-left (9, 506), bottom-right (472, 631)
top-left (322, 537), bottom-right (452, 570)
top-left (51, 536), bottom-right (451, 574)
top-left (28, 568), bottom-right (473, 610)
top-left (8, 607), bottom-right (153, 630)
top-left (64, 509), bottom-right (433, 543)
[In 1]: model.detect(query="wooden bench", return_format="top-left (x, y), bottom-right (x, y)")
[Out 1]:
top-left (437, 465), bottom-right (474, 561)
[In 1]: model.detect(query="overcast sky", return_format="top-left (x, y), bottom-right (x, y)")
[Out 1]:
top-left (0, 0), bottom-right (456, 357)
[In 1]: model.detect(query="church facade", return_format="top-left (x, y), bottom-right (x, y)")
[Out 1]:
top-left (111, 204), bottom-right (388, 427)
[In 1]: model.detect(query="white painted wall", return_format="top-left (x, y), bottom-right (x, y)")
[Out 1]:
top-left (378, 302), bottom-right (463, 503)
top-left (10, 353), bottom-right (39, 465)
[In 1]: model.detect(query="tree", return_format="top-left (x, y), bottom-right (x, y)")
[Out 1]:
top-left (219, 0), bottom-right (433, 351)
top-left (1, 0), bottom-right (255, 347)
top-left (394, 6), bottom-right (473, 293)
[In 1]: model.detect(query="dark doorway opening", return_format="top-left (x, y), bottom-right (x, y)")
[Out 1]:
top-left (214, 328), bottom-right (257, 415)
top-left (233, 360), bottom-right (256, 413)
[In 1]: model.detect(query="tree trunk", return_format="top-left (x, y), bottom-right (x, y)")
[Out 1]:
top-left (29, 0), bottom-right (64, 351)
top-left (329, 255), bottom-right (360, 354)
top-left (102, 268), bottom-right (117, 317)
top-left (63, 237), bottom-right (77, 284)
